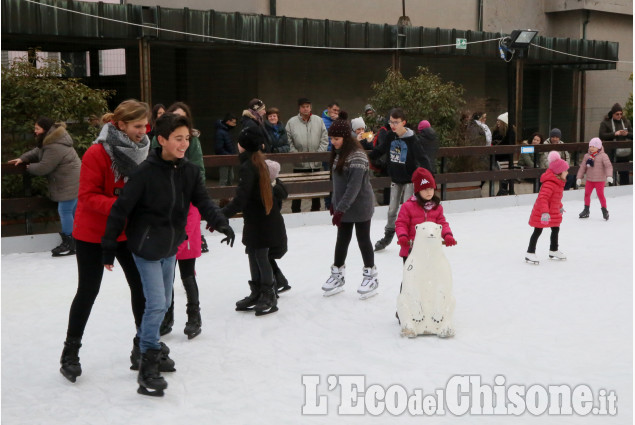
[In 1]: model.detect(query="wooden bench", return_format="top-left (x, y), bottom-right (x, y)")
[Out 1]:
top-left (278, 170), bottom-right (331, 200)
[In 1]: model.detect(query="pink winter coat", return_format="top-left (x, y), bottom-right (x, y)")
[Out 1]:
top-left (176, 204), bottom-right (202, 260)
top-left (395, 196), bottom-right (453, 258)
top-left (528, 170), bottom-right (565, 228)
top-left (576, 149), bottom-right (613, 182)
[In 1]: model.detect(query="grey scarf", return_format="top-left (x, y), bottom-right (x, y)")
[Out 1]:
top-left (95, 123), bottom-right (150, 182)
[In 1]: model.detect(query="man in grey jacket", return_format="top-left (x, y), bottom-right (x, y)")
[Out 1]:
top-left (285, 97), bottom-right (329, 212)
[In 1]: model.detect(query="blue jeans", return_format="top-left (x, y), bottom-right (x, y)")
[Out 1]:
top-left (132, 254), bottom-right (176, 353)
top-left (58, 199), bottom-right (77, 235)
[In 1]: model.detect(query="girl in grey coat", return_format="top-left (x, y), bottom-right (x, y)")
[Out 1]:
top-left (9, 117), bottom-right (81, 256)
top-left (322, 112), bottom-right (378, 299)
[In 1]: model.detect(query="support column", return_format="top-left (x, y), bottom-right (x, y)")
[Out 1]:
top-left (514, 57), bottom-right (524, 143)
top-left (138, 38), bottom-right (152, 105)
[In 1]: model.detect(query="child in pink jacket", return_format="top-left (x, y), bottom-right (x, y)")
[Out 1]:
top-left (576, 138), bottom-right (613, 220)
top-left (395, 168), bottom-right (456, 263)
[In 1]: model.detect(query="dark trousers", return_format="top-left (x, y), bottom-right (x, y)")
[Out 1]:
top-left (66, 240), bottom-right (145, 339)
top-left (247, 247), bottom-right (273, 286)
top-left (527, 227), bottom-right (560, 253)
top-left (177, 258), bottom-right (196, 280)
top-left (334, 220), bottom-right (374, 268)
top-left (616, 156), bottom-right (631, 185)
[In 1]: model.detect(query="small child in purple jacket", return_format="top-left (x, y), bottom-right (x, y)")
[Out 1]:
top-left (395, 168), bottom-right (456, 263)
top-left (576, 138), bottom-right (613, 220)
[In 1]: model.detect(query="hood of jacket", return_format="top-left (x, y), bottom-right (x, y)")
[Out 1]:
top-left (42, 123), bottom-right (73, 147)
top-left (215, 119), bottom-right (231, 131)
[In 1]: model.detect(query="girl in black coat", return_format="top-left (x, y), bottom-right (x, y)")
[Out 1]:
top-left (222, 126), bottom-right (287, 316)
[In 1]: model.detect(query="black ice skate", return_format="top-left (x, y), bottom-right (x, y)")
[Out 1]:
top-left (374, 230), bottom-right (395, 252)
top-left (159, 294), bottom-right (174, 336)
top-left (52, 233), bottom-right (76, 257)
top-left (524, 253), bottom-right (539, 265)
top-left (579, 205), bottom-right (590, 219)
top-left (130, 337), bottom-right (176, 372)
top-left (601, 207), bottom-right (609, 221)
top-left (183, 276), bottom-right (202, 339)
top-left (200, 235), bottom-right (209, 253)
top-left (59, 337), bottom-right (82, 383)
top-left (236, 281), bottom-right (261, 311)
top-left (137, 349), bottom-right (168, 397)
top-left (254, 283), bottom-right (278, 316)
top-left (274, 269), bottom-right (291, 293)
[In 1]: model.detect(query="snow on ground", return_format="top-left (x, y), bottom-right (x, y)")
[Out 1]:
top-left (1, 191), bottom-right (633, 425)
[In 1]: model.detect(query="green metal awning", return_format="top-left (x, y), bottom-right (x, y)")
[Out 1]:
top-left (1, 0), bottom-right (618, 70)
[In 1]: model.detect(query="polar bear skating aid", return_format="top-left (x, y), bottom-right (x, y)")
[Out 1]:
top-left (397, 222), bottom-right (455, 338)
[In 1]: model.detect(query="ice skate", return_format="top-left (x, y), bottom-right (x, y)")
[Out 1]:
top-left (254, 283), bottom-right (278, 316)
top-left (601, 207), bottom-right (609, 221)
top-left (579, 205), bottom-right (590, 219)
top-left (52, 233), bottom-right (75, 257)
top-left (274, 269), bottom-right (291, 293)
top-left (322, 264), bottom-right (345, 297)
top-left (524, 252), bottom-right (539, 265)
top-left (130, 337), bottom-right (176, 372)
top-left (236, 281), bottom-right (261, 311)
top-left (374, 230), bottom-right (394, 252)
top-left (159, 296), bottom-right (174, 336)
top-left (358, 266), bottom-right (378, 300)
top-left (183, 276), bottom-right (202, 339)
top-left (548, 250), bottom-right (567, 261)
top-left (59, 337), bottom-right (82, 383)
top-left (137, 349), bottom-right (167, 397)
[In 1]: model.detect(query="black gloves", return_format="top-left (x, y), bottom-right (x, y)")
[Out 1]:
top-left (216, 225), bottom-right (235, 247)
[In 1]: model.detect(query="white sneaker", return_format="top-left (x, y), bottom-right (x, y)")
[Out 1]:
top-left (358, 266), bottom-right (378, 298)
top-left (549, 250), bottom-right (567, 260)
top-left (322, 265), bottom-right (345, 292)
top-left (525, 253), bottom-right (539, 264)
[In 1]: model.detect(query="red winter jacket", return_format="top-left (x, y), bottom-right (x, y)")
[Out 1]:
top-left (176, 204), bottom-right (202, 260)
top-left (395, 196), bottom-right (453, 258)
top-left (72, 144), bottom-right (127, 243)
top-left (528, 169), bottom-right (565, 228)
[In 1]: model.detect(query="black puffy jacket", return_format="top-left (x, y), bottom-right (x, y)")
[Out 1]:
top-left (102, 147), bottom-right (228, 262)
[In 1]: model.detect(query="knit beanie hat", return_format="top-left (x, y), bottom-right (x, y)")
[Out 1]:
top-left (247, 98), bottom-right (266, 114)
top-left (609, 103), bottom-right (623, 118)
top-left (497, 112), bottom-right (508, 125)
top-left (589, 137), bottom-right (602, 149)
top-left (364, 104), bottom-right (374, 113)
top-left (351, 117), bottom-right (365, 131)
top-left (36, 116), bottom-right (55, 133)
top-left (237, 126), bottom-right (264, 152)
top-left (547, 150), bottom-right (561, 164)
top-left (412, 167), bottom-right (436, 192)
top-left (549, 158), bottom-right (569, 175)
top-left (328, 111), bottom-right (351, 138)
top-left (265, 159), bottom-right (280, 181)
top-left (417, 120), bottom-right (431, 132)
top-left (549, 128), bottom-right (562, 139)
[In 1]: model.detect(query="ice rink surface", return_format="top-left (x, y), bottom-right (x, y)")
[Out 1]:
top-left (1, 190), bottom-right (632, 424)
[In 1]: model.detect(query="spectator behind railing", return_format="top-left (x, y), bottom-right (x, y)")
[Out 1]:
top-left (264, 107), bottom-right (290, 153)
top-left (541, 128), bottom-right (576, 190)
top-left (598, 103), bottom-right (633, 185)
top-left (7, 117), bottom-right (81, 257)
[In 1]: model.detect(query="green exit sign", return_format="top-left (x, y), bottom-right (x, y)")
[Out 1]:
top-left (456, 38), bottom-right (467, 49)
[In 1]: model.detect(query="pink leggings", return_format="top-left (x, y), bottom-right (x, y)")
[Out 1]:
top-left (584, 181), bottom-right (607, 208)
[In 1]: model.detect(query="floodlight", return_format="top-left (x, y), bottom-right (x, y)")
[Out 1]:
top-left (508, 30), bottom-right (538, 49)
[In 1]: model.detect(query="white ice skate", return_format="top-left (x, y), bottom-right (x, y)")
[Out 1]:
top-left (358, 266), bottom-right (378, 300)
top-left (323, 265), bottom-right (345, 297)
top-left (548, 250), bottom-right (567, 261)
top-left (524, 252), bottom-right (539, 265)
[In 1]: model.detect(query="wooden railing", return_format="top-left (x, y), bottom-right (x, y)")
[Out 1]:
top-left (2, 141), bottom-right (631, 235)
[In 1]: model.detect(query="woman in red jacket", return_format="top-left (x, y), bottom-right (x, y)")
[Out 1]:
top-left (525, 158), bottom-right (570, 265)
top-left (60, 100), bottom-right (174, 383)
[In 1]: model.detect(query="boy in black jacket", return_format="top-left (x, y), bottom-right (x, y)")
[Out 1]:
top-left (102, 113), bottom-right (235, 396)
top-left (368, 108), bottom-right (430, 251)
